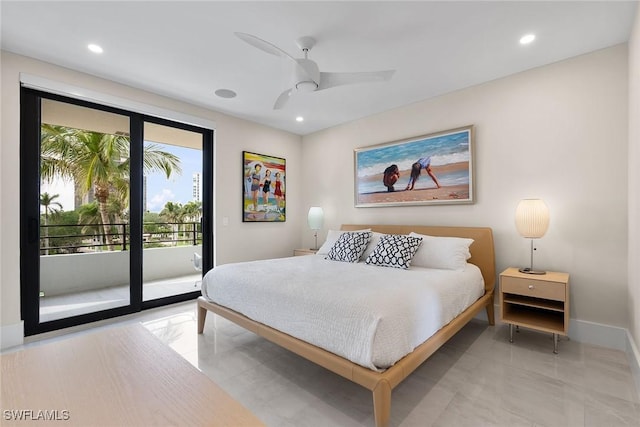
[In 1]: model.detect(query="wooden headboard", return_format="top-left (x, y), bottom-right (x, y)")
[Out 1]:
top-left (340, 224), bottom-right (496, 293)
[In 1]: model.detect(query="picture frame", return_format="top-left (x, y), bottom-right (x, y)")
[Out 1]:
top-left (354, 125), bottom-right (474, 207)
top-left (243, 151), bottom-right (286, 222)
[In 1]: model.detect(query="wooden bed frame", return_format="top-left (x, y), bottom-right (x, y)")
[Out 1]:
top-left (197, 224), bottom-right (495, 427)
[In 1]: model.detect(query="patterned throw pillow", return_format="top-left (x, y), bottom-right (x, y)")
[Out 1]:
top-left (326, 231), bottom-right (372, 263)
top-left (365, 234), bottom-right (423, 269)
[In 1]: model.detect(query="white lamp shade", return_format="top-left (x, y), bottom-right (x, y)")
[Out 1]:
top-left (515, 199), bottom-right (549, 238)
top-left (307, 207), bottom-right (324, 230)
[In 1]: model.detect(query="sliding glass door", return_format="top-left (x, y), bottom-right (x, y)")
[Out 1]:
top-left (20, 88), bottom-right (213, 335)
top-left (141, 121), bottom-right (204, 302)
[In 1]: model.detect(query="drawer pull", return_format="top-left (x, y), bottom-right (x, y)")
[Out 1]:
top-left (528, 285), bottom-right (534, 290)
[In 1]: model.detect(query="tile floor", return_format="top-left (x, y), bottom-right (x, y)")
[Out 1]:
top-left (12, 301), bottom-right (640, 426)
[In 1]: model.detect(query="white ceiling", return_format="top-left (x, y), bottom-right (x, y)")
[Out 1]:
top-left (1, 1), bottom-right (636, 135)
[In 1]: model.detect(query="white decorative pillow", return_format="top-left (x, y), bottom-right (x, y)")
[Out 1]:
top-left (409, 232), bottom-right (473, 271)
top-left (365, 234), bottom-right (423, 269)
top-left (316, 229), bottom-right (371, 255)
top-left (326, 231), bottom-right (372, 263)
top-left (361, 231), bottom-right (386, 261)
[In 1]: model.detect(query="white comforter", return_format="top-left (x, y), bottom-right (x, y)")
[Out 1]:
top-left (202, 255), bottom-right (484, 371)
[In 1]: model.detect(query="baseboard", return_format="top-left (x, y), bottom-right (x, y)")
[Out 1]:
top-left (569, 318), bottom-right (628, 350)
top-left (477, 304), bottom-right (628, 350)
top-left (1, 321), bottom-right (24, 350)
top-left (626, 330), bottom-right (640, 401)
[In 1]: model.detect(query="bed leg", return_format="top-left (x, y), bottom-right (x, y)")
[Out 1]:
top-left (197, 302), bottom-right (207, 334)
top-left (372, 379), bottom-right (391, 427)
top-left (486, 301), bottom-right (495, 326)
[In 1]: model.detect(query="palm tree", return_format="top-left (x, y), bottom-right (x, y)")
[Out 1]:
top-left (159, 201), bottom-right (184, 245)
top-left (182, 201), bottom-right (202, 244)
top-left (40, 192), bottom-right (62, 255)
top-left (182, 201), bottom-right (202, 221)
top-left (41, 125), bottom-right (181, 250)
top-left (78, 202), bottom-right (103, 249)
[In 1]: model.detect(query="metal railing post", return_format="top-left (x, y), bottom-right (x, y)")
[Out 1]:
top-left (192, 222), bottom-right (197, 245)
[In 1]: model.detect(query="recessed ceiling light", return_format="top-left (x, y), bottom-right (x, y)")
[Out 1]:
top-left (519, 34), bottom-right (536, 45)
top-left (295, 116), bottom-right (304, 122)
top-left (215, 89), bottom-right (237, 99)
top-left (87, 43), bottom-right (103, 54)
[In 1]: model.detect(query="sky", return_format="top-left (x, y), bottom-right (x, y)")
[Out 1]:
top-left (41, 142), bottom-right (202, 214)
top-left (145, 143), bottom-right (202, 212)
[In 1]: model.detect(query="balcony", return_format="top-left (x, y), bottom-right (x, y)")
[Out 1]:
top-left (39, 222), bottom-right (202, 322)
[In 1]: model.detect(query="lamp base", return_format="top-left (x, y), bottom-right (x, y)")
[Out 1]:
top-left (518, 267), bottom-right (547, 275)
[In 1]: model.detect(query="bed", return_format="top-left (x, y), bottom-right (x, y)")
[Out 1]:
top-left (197, 224), bottom-right (495, 427)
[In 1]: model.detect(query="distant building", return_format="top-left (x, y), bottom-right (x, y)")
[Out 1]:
top-left (192, 172), bottom-right (201, 202)
top-left (74, 179), bottom-right (94, 210)
top-left (143, 176), bottom-right (147, 212)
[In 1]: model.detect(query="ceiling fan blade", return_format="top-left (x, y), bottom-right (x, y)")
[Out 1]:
top-left (235, 32), bottom-right (298, 63)
top-left (318, 70), bottom-right (395, 91)
top-left (274, 88), bottom-right (294, 110)
top-left (235, 32), bottom-right (315, 84)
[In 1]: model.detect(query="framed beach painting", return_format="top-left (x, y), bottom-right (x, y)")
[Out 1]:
top-left (243, 151), bottom-right (286, 222)
top-left (354, 125), bottom-right (474, 207)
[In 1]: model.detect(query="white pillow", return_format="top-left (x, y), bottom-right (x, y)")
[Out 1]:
top-left (361, 231), bottom-right (386, 261)
top-left (409, 232), bottom-right (473, 271)
top-left (326, 231), bottom-right (372, 263)
top-left (316, 229), bottom-right (371, 255)
top-left (365, 234), bottom-right (423, 269)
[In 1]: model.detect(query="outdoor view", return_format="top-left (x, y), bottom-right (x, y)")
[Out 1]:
top-left (41, 132), bottom-right (202, 255)
top-left (39, 99), bottom-right (203, 321)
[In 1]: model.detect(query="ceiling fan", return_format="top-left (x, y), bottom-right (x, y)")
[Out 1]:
top-left (235, 32), bottom-right (395, 110)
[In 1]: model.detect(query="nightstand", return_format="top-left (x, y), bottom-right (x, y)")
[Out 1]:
top-left (293, 248), bottom-right (318, 256)
top-left (499, 267), bottom-right (570, 353)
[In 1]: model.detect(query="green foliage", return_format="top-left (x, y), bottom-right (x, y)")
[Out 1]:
top-left (143, 211), bottom-right (162, 223)
top-left (41, 210), bottom-right (83, 254)
top-left (40, 124), bottom-right (181, 249)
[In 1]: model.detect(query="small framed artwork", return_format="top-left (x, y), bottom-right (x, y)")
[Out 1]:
top-left (354, 125), bottom-right (474, 207)
top-left (243, 151), bottom-right (286, 222)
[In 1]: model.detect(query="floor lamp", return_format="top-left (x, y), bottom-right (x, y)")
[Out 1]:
top-left (515, 199), bottom-right (549, 275)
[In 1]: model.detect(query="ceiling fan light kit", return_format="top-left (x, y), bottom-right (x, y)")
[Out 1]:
top-left (296, 81), bottom-right (318, 92)
top-left (235, 32), bottom-right (395, 110)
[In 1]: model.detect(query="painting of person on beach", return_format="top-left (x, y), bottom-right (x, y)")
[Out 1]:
top-left (243, 151), bottom-right (286, 222)
top-left (405, 157), bottom-right (440, 191)
top-left (383, 164), bottom-right (400, 192)
top-left (354, 126), bottom-right (474, 207)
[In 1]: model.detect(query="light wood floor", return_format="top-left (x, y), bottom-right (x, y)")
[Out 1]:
top-left (9, 301), bottom-right (640, 426)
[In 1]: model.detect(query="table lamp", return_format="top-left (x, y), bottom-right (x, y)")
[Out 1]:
top-left (515, 199), bottom-right (549, 275)
top-left (307, 207), bottom-right (324, 250)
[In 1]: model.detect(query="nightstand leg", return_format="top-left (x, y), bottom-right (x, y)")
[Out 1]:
top-left (553, 333), bottom-right (558, 354)
top-left (509, 324), bottom-right (514, 343)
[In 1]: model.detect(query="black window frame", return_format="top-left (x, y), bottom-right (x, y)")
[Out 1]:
top-left (20, 87), bottom-right (214, 336)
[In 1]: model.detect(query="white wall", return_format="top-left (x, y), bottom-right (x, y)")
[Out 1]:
top-left (628, 7), bottom-right (640, 368)
top-left (302, 45), bottom-right (629, 328)
top-left (0, 52), bottom-right (303, 339)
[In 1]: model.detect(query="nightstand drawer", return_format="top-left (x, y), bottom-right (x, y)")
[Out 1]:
top-left (501, 276), bottom-right (565, 301)
top-left (294, 249), bottom-right (318, 256)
